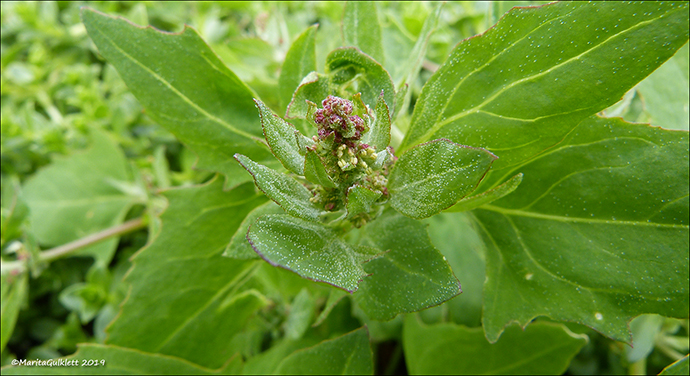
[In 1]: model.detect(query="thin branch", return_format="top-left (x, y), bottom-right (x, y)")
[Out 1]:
top-left (1, 217), bottom-right (147, 275)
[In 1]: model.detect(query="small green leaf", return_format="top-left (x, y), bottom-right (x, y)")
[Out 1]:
top-left (354, 210), bottom-right (460, 320)
top-left (361, 92), bottom-right (391, 151)
top-left (346, 185), bottom-right (382, 219)
top-left (326, 47), bottom-right (395, 109)
top-left (403, 316), bottom-right (588, 375)
top-left (304, 150), bottom-right (337, 188)
top-left (224, 201), bottom-right (284, 260)
top-left (295, 130), bottom-right (316, 156)
top-left (235, 154), bottom-right (322, 222)
top-left (1, 273), bottom-right (27, 352)
top-left (388, 139), bottom-right (497, 219)
top-left (82, 8), bottom-right (277, 189)
top-left (445, 173), bottom-right (523, 213)
top-left (22, 130), bottom-right (137, 265)
top-left (106, 178), bottom-right (268, 368)
top-left (287, 71), bottom-right (331, 119)
top-left (660, 356), bottom-right (690, 376)
top-left (0, 344), bottom-right (242, 375)
top-left (284, 288), bottom-right (316, 340)
top-left (313, 289), bottom-right (348, 327)
top-left (248, 214), bottom-right (368, 293)
top-left (342, 2), bottom-right (384, 64)
top-left (279, 25), bottom-right (318, 111)
top-left (275, 327), bottom-right (373, 375)
top-left (255, 98), bottom-right (305, 175)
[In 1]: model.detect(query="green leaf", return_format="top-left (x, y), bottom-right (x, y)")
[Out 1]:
top-left (346, 185), bottom-right (382, 219)
top-left (444, 173), bottom-right (523, 213)
top-left (313, 289), bottom-right (348, 327)
top-left (242, 337), bottom-right (320, 375)
top-left (353, 210), bottom-right (460, 320)
top-left (82, 9), bottom-right (277, 189)
top-left (424, 212), bottom-right (487, 328)
top-left (660, 355), bottom-right (690, 376)
top-left (255, 98), bottom-right (305, 175)
top-left (388, 139), bottom-right (497, 219)
top-left (247, 214), bottom-right (368, 293)
top-left (342, 3), bottom-right (384, 64)
top-left (401, 2), bottom-right (690, 186)
top-left (279, 25), bottom-right (318, 112)
top-left (224, 201), bottom-right (284, 260)
top-left (22, 130), bottom-right (137, 265)
top-left (403, 316), bottom-right (588, 375)
top-left (1, 273), bottom-right (27, 353)
top-left (106, 178), bottom-right (268, 368)
top-left (361, 93), bottom-right (391, 152)
top-left (284, 288), bottom-right (316, 340)
top-left (304, 150), bottom-right (337, 188)
top-left (327, 47), bottom-right (395, 110)
top-left (636, 42), bottom-right (689, 131)
top-left (0, 344), bottom-right (242, 375)
top-left (274, 327), bottom-right (373, 375)
top-left (474, 116), bottom-right (689, 343)
top-left (625, 314), bottom-right (665, 363)
top-left (286, 72), bottom-right (331, 119)
top-left (234, 154), bottom-right (322, 222)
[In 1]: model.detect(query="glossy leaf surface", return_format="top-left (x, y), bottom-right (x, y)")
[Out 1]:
top-left (342, 3), bottom-right (384, 64)
top-left (106, 178), bottom-right (267, 368)
top-left (401, 2), bottom-right (690, 188)
top-left (403, 316), bottom-right (587, 375)
top-left (274, 327), bottom-right (373, 375)
top-left (247, 214), bottom-right (368, 293)
top-left (388, 139), bottom-right (496, 219)
top-left (82, 9), bottom-right (277, 189)
top-left (235, 154), bottom-right (322, 222)
top-left (354, 210), bottom-right (460, 320)
top-left (474, 116), bottom-right (689, 343)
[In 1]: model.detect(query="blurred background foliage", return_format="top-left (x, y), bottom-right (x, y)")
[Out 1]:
top-left (1, 1), bottom-right (687, 374)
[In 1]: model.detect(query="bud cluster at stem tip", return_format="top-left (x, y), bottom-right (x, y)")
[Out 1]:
top-left (313, 95), bottom-right (367, 142)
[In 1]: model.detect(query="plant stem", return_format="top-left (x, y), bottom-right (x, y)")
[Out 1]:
top-left (1, 217), bottom-right (147, 275)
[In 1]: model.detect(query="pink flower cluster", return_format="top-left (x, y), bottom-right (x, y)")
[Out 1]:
top-left (314, 96), bottom-right (366, 141)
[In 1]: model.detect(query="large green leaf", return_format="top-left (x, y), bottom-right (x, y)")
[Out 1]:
top-left (279, 25), bottom-right (318, 112)
top-left (660, 356), bottom-right (690, 376)
top-left (353, 210), bottom-right (460, 320)
top-left (403, 316), bottom-right (587, 375)
top-left (82, 9), bottom-right (278, 189)
top-left (274, 327), bottom-right (373, 375)
top-left (342, 3), bottom-right (384, 64)
top-left (106, 177), bottom-right (268, 369)
top-left (234, 154), bottom-right (322, 222)
top-left (223, 201), bottom-right (284, 260)
top-left (247, 214), bottom-right (368, 293)
top-left (0, 344), bottom-right (242, 375)
top-left (388, 139), bottom-right (496, 219)
top-left (22, 130), bottom-right (137, 265)
top-left (401, 2), bottom-right (690, 187)
top-left (474, 116), bottom-right (689, 343)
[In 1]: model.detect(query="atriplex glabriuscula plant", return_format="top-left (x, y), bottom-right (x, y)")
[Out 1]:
top-left (2, 2), bottom-right (688, 374)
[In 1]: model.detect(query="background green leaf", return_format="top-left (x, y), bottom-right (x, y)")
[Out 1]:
top-left (274, 327), bottom-right (374, 375)
top-left (403, 315), bottom-right (588, 375)
top-left (342, 3), bottom-right (384, 64)
top-left (106, 177), bottom-right (267, 368)
top-left (474, 116), bottom-right (689, 343)
top-left (22, 130), bottom-right (138, 265)
top-left (279, 25), bottom-right (318, 113)
top-left (1, 273), bottom-right (27, 353)
top-left (82, 8), bottom-right (278, 189)
top-left (659, 355), bottom-right (689, 376)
